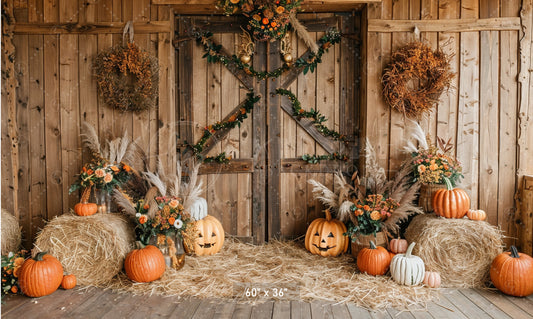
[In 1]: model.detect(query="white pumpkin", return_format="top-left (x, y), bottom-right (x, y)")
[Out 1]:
top-left (390, 242), bottom-right (425, 286)
top-left (189, 197), bottom-right (208, 221)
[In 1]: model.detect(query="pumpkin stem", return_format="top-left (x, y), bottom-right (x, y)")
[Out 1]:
top-left (34, 251), bottom-right (48, 261)
top-left (369, 240), bottom-right (377, 249)
top-left (324, 209), bottom-right (332, 221)
top-left (510, 246), bottom-right (520, 258)
top-left (405, 242), bottom-right (416, 257)
top-left (135, 241), bottom-right (146, 250)
top-left (442, 177), bottom-right (453, 191)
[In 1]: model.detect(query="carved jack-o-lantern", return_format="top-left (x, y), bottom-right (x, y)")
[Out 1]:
top-left (305, 210), bottom-right (348, 257)
top-left (194, 215), bottom-right (225, 256)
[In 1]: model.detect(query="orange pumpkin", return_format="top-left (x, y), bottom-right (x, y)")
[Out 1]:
top-left (490, 246), bottom-right (533, 297)
top-left (432, 178), bottom-right (470, 219)
top-left (61, 274), bottom-right (77, 290)
top-left (467, 209), bottom-right (486, 221)
top-left (19, 252), bottom-right (64, 297)
top-left (124, 243), bottom-right (166, 283)
top-left (357, 241), bottom-right (391, 276)
top-left (389, 237), bottom-right (408, 254)
top-left (74, 188), bottom-right (97, 216)
top-left (423, 271), bottom-right (441, 288)
top-left (305, 210), bottom-right (348, 257)
top-left (193, 215), bottom-right (225, 256)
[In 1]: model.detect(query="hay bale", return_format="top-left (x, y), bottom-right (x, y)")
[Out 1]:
top-left (1, 209), bottom-right (21, 255)
top-left (405, 214), bottom-right (503, 288)
top-left (34, 213), bottom-right (135, 286)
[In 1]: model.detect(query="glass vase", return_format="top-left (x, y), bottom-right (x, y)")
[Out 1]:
top-left (149, 233), bottom-right (186, 270)
top-left (95, 189), bottom-right (112, 213)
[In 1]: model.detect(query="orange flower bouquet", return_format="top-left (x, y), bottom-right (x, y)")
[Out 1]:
top-left (1, 250), bottom-right (28, 297)
top-left (347, 194), bottom-right (400, 237)
top-left (133, 196), bottom-right (191, 246)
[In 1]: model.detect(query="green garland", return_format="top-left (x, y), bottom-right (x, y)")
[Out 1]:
top-left (302, 153), bottom-right (349, 164)
top-left (184, 92), bottom-right (260, 162)
top-left (276, 88), bottom-right (347, 142)
top-left (193, 29), bottom-right (341, 80)
top-left (203, 152), bottom-right (231, 164)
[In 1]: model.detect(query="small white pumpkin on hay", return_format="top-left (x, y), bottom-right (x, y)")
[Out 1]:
top-left (390, 242), bottom-right (425, 286)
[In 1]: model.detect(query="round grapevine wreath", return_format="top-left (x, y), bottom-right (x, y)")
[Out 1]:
top-left (94, 42), bottom-right (159, 113)
top-left (382, 42), bottom-right (454, 118)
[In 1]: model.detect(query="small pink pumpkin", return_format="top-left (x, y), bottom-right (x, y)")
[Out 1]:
top-left (389, 238), bottom-right (408, 254)
top-left (423, 271), bottom-right (441, 288)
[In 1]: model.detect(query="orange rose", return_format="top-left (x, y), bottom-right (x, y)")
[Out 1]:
top-left (354, 209), bottom-right (364, 217)
top-left (95, 169), bottom-right (105, 178)
top-left (123, 164), bottom-right (132, 172)
top-left (11, 286), bottom-right (18, 293)
top-left (139, 215), bottom-right (148, 224)
top-left (169, 199), bottom-right (179, 209)
top-left (418, 165), bottom-right (426, 173)
top-left (228, 114), bottom-right (237, 122)
top-left (276, 6), bottom-right (285, 14)
top-left (168, 217), bottom-right (176, 225)
top-left (363, 205), bottom-right (370, 211)
top-left (110, 166), bottom-right (119, 172)
top-left (104, 173), bottom-right (113, 183)
top-left (143, 204), bottom-right (150, 210)
top-left (429, 163), bottom-right (439, 171)
top-left (253, 14), bottom-right (261, 21)
top-left (370, 211), bottom-right (381, 221)
top-left (271, 21), bottom-right (277, 28)
top-left (87, 169), bottom-right (94, 175)
top-left (262, 17), bottom-right (269, 25)
top-left (230, 0), bottom-right (239, 3)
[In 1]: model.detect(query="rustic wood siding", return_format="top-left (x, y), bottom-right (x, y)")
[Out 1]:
top-left (2, 0), bottom-right (174, 248)
top-left (2, 0), bottom-right (532, 249)
top-left (362, 0), bottom-right (533, 249)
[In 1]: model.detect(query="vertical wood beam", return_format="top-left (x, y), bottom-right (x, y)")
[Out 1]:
top-left (267, 41), bottom-right (282, 240)
top-left (252, 42), bottom-right (267, 244)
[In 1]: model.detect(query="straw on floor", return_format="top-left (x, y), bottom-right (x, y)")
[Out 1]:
top-left (99, 240), bottom-right (438, 310)
top-left (1, 209), bottom-right (21, 255)
top-left (405, 213), bottom-right (503, 288)
top-left (34, 213), bottom-right (135, 286)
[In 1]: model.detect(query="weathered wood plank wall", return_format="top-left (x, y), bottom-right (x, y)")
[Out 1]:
top-left (2, 0), bottom-right (174, 248)
top-left (362, 0), bottom-right (533, 249)
top-left (2, 0), bottom-right (532, 250)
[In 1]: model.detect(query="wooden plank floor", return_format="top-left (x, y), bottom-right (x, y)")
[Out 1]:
top-left (2, 288), bottom-right (532, 319)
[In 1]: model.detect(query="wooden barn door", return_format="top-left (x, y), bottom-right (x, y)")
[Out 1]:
top-left (175, 14), bottom-right (359, 243)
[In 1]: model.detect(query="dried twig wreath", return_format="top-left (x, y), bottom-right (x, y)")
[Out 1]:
top-left (94, 22), bottom-right (158, 113)
top-left (382, 42), bottom-right (453, 118)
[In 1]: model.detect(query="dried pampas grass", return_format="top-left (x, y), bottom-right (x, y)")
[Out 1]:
top-left (100, 240), bottom-right (438, 310)
top-left (1, 209), bottom-right (21, 255)
top-left (405, 214), bottom-right (504, 288)
top-left (34, 213), bottom-right (135, 286)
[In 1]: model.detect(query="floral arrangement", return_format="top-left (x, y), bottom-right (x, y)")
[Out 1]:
top-left (217, 0), bottom-right (301, 41)
top-left (1, 250), bottom-right (27, 297)
top-left (94, 42), bottom-right (159, 113)
top-left (69, 159), bottom-right (132, 195)
top-left (410, 137), bottom-right (463, 187)
top-left (347, 194), bottom-right (400, 236)
top-left (133, 196), bottom-right (191, 246)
